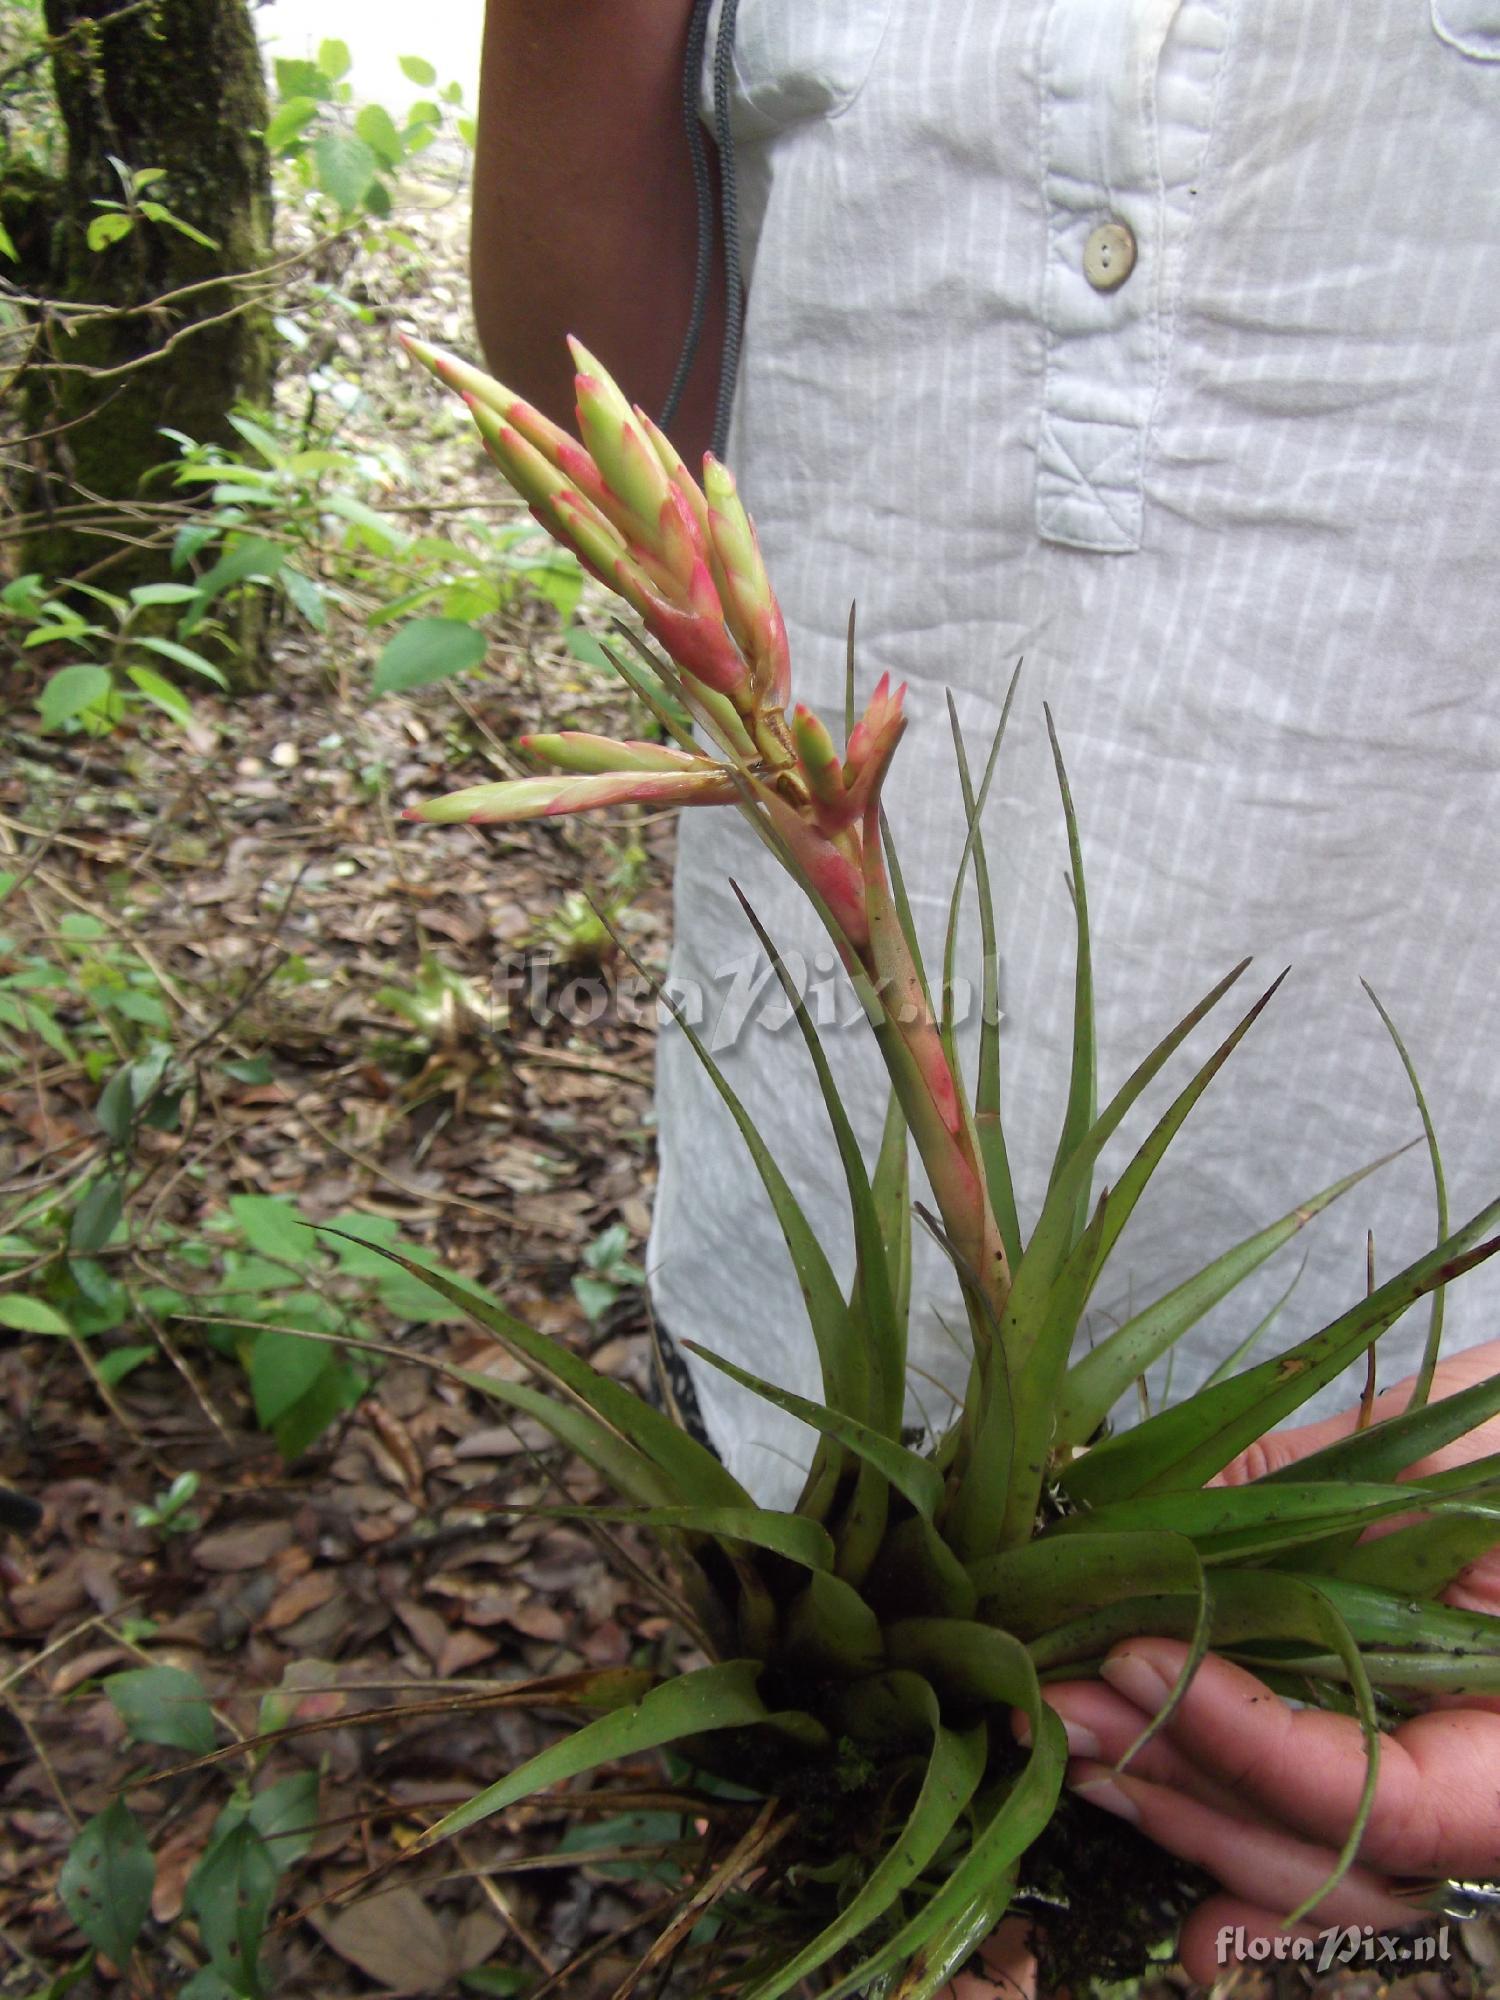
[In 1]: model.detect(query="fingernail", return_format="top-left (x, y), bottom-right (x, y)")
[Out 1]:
top-left (1060, 1718), bottom-right (1102, 1759)
top-left (1100, 1650), bottom-right (1173, 1715)
top-left (1012, 1712), bottom-right (1101, 1759)
top-left (1071, 1769), bottom-right (1142, 1827)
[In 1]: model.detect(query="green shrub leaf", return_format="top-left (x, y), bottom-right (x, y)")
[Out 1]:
top-left (59, 1798), bottom-right (154, 1966)
top-left (373, 617), bottom-right (488, 694)
top-left (0, 1295), bottom-right (72, 1335)
top-left (313, 130), bottom-right (378, 213)
top-left (69, 1176), bottom-right (124, 1254)
top-left (413, 1661), bottom-right (769, 1851)
top-left (228, 1194), bottom-right (316, 1265)
top-left (185, 1822), bottom-right (276, 1998)
top-left (105, 1664), bottom-right (215, 1754)
top-left (39, 665), bottom-right (112, 730)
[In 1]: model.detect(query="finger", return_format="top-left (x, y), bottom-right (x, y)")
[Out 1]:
top-left (1442, 1541), bottom-right (1500, 1623)
top-left (1100, 1640), bottom-right (1500, 1877)
top-left (1177, 1896), bottom-right (1327, 1984)
top-left (1034, 1683), bottom-right (1261, 1820)
top-left (1067, 1759), bottom-right (1416, 1930)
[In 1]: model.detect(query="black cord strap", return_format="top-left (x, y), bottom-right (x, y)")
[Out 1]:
top-left (660, 0), bottom-right (744, 460)
top-left (708, 0), bottom-right (744, 459)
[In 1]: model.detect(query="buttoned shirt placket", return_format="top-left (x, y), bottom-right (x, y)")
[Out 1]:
top-left (1035, 0), bottom-right (1230, 554)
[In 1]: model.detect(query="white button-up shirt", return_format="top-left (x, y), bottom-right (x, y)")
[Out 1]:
top-left (649, 0), bottom-right (1500, 1502)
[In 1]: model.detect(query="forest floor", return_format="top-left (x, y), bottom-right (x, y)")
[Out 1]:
top-left (1, 150), bottom-right (1496, 2000)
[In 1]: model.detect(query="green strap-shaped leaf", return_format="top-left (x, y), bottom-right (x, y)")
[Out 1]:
top-left (450, 1366), bottom-right (673, 1505)
top-left (990, 1189), bottom-right (1112, 1548)
top-left (946, 683), bottom-right (1022, 1270)
top-left (524, 1503), bottom-right (836, 1572)
top-left (1029, 1590), bottom-right (1205, 1675)
top-left (865, 1514), bottom-right (977, 1622)
top-left (1040, 706), bottom-right (1097, 1256)
top-left (732, 884), bottom-right (902, 1439)
top-left (747, 1688), bottom-right (988, 1999)
top-left (1199, 1572), bottom-right (1379, 1924)
top-left (992, 963), bottom-right (1266, 1549)
top-left (1111, 1573), bottom-right (1215, 1780)
top-left (601, 926), bottom-right (869, 1427)
top-left (1262, 1368), bottom-right (1500, 1487)
top-left (1363, 982), bottom-right (1448, 1410)
top-left (1275, 1649), bottom-right (1500, 1695)
top-left (884, 1617), bottom-right (1049, 1713)
top-left (970, 1528), bottom-right (1204, 1640)
top-left (1198, 1252), bottom-right (1307, 1388)
top-left (1331, 1509), bottom-right (1500, 1597)
top-left (781, 1569), bottom-right (886, 1679)
top-left (836, 1458), bottom-right (894, 1589)
top-left (1070, 970), bottom-right (1288, 1309)
top-left (891, 1867), bottom-right (1020, 2000)
top-left (683, 1340), bottom-right (945, 1520)
top-left (820, 1710), bottom-right (1068, 1999)
top-left (939, 686), bottom-right (1013, 1053)
top-left (1414, 1448), bottom-right (1500, 1495)
top-left (412, 1661), bottom-right (769, 1852)
top-left (1313, 1576), bottom-right (1500, 1666)
top-left (1050, 1480), bottom-right (1500, 1564)
top-left (1056, 1148), bottom-right (1403, 1450)
top-left (321, 1232), bottom-right (749, 1510)
top-left (1062, 1194), bottom-right (1500, 1506)
top-left (1000, 958), bottom-right (1251, 1374)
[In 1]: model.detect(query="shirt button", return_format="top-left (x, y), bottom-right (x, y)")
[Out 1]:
top-left (1083, 220), bottom-right (1137, 292)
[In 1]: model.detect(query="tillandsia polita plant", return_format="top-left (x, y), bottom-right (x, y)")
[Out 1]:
top-left (355, 332), bottom-right (1500, 1998)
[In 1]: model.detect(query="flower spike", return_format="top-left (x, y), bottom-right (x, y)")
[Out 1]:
top-left (522, 733), bottom-right (715, 776)
top-left (402, 768), bottom-right (736, 825)
top-left (402, 329), bottom-right (1001, 1320)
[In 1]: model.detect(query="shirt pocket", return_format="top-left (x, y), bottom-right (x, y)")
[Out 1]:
top-left (1431, 0), bottom-right (1500, 58)
top-left (700, 0), bottom-right (895, 140)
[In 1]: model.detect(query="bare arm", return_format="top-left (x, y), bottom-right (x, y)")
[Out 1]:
top-left (471, 0), bottom-right (724, 464)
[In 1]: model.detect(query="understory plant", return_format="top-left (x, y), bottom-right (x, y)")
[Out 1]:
top-left (349, 335), bottom-right (1500, 1997)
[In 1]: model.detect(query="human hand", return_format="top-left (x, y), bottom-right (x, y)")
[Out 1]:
top-left (1039, 1340), bottom-right (1500, 1985)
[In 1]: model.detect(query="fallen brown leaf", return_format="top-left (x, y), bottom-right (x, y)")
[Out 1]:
top-left (263, 1569), bottom-right (339, 1633)
top-left (194, 1520), bottom-right (296, 1572)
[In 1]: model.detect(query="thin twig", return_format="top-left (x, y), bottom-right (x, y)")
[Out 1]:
top-left (136, 1305), bottom-right (234, 1447)
top-left (0, 1603), bottom-right (140, 1700)
top-left (3, 1695), bottom-right (80, 1832)
top-left (455, 1834), bottom-right (556, 1975)
top-left (26, 288), bottom-right (281, 383)
top-left (506, 1039), bottom-right (653, 1089)
top-left (609, 1800), bottom-right (794, 2000)
top-left (292, 1103), bottom-right (520, 1227)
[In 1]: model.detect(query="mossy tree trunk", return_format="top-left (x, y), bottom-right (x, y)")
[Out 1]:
top-left (18, 0), bottom-right (273, 602)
